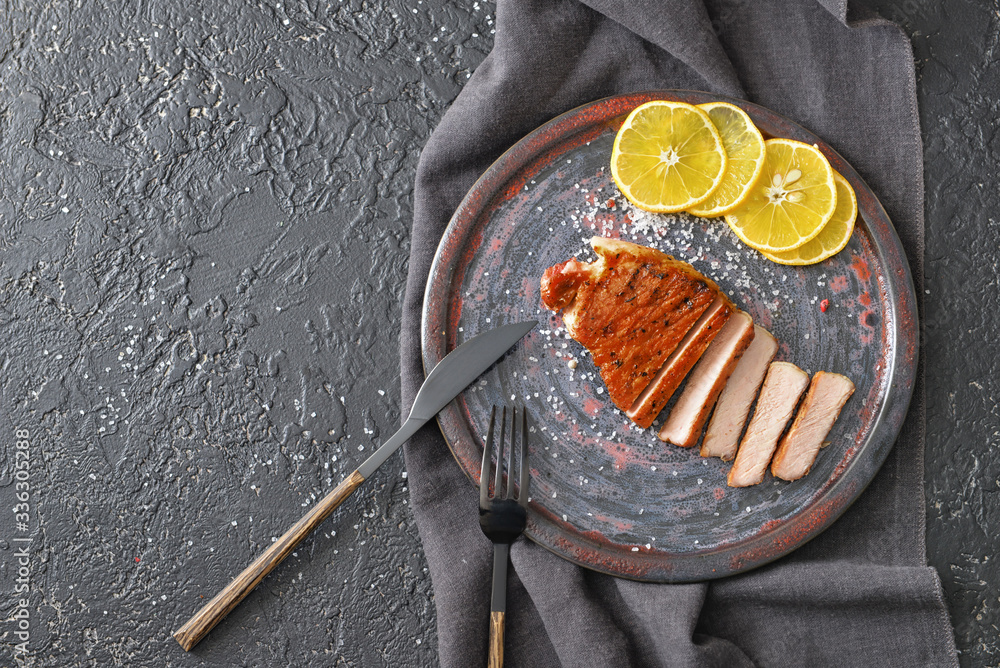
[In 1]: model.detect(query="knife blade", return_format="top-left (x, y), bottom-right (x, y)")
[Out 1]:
top-left (174, 320), bottom-right (536, 651)
top-left (360, 320), bottom-right (537, 476)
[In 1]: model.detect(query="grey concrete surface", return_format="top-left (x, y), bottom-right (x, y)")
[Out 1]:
top-left (0, 0), bottom-right (994, 666)
top-left (859, 0), bottom-right (1000, 664)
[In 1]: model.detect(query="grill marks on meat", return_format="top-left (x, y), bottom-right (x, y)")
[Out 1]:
top-left (626, 296), bottom-right (732, 428)
top-left (580, 263), bottom-right (715, 410)
top-left (541, 237), bottom-right (727, 411)
top-left (771, 372), bottom-right (856, 481)
top-left (728, 362), bottom-right (810, 488)
top-left (701, 326), bottom-right (778, 461)
top-left (658, 312), bottom-right (755, 448)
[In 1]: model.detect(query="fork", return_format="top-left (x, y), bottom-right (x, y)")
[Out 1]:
top-left (479, 405), bottom-right (529, 668)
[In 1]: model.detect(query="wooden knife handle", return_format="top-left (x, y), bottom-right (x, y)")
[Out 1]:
top-left (488, 610), bottom-right (505, 668)
top-left (173, 469), bottom-right (366, 651)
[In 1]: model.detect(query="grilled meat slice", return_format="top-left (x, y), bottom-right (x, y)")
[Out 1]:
top-left (727, 362), bottom-right (809, 487)
top-left (541, 237), bottom-right (730, 412)
top-left (658, 311), bottom-right (755, 448)
top-left (771, 372), bottom-right (855, 481)
top-left (700, 326), bottom-right (779, 461)
top-left (626, 296), bottom-right (732, 428)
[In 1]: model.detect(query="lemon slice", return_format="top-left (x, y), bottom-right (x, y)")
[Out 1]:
top-left (611, 101), bottom-right (728, 213)
top-left (724, 138), bottom-right (837, 253)
top-left (687, 102), bottom-right (766, 217)
top-left (763, 172), bottom-right (857, 265)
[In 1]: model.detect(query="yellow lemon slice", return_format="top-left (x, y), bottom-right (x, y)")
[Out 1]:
top-left (687, 102), bottom-right (766, 217)
top-left (611, 101), bottom-right (728, 213)
top-left (763, 172), bottom-right (857, 265)
top-left (724, 138), bottom-right (837, 253)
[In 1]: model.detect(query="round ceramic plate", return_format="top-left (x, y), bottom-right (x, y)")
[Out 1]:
top-left (421, 90), bottom-right (917, 582)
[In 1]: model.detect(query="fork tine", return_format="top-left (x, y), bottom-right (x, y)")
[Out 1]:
top-left (480, 406), bottom-right (496, 509)
top-left (496, 405), bottom-right (507, 500)
top-left (518, 406), bottom-right (529, 507)
top-left (504, 407), bottom-right (516, 501)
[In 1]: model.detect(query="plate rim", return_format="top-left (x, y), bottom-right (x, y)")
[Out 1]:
top-left (420, 89), bottom-right (919, 582)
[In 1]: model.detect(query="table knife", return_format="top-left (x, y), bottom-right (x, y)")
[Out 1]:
top-left (173, 320), bottom-right (536, 651)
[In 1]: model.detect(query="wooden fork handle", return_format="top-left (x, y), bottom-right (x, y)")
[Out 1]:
top-left (488, 611), bottom-right (505, 668)
top-left (173, 469), bottom-right (366, 651)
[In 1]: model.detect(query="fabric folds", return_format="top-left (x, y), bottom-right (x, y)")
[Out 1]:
top-left (399, 1), bottom-right (957, 665)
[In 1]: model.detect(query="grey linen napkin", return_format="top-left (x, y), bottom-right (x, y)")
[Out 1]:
top-left (399, 0), bottom-right (959, 665)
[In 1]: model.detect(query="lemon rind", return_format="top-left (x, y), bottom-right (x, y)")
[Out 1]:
top-left (723, 138), bottom-right (837, 253)
top-left (611, 101), bottom-right (729, 214)
top-left (687, 101), bottom-right (767, 218)
top-left (762, 172), bottom-right (857, 265)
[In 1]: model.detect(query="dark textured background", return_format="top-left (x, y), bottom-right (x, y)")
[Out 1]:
top-left (0, 0), bottom-right (994, 666)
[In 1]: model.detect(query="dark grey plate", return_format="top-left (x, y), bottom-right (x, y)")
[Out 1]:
top-left (421, 90), bottom-right (918, 582)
